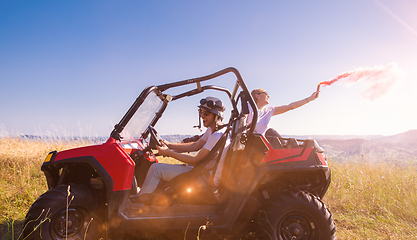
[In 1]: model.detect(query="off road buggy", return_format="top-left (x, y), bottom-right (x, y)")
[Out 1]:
top-left (23, 67), bottom-right (336, 240)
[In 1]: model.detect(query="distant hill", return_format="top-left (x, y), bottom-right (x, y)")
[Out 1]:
top-left (282, 134), bottom-right (384, 141)
top-left (161, 134), bottom-right (195, 143)
top-left (316, 130), bottom-right (417, 159)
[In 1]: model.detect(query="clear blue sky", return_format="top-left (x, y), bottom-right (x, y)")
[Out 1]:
top-left (1, 0), bottom-right (416, 138)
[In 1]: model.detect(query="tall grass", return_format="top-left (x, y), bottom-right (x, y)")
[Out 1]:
top-left (0, 137), bottom-right (89, 240)
top-left (0, 137), bottom-right (416, 239)
top-left (326, 154), bottom-right (417, 239)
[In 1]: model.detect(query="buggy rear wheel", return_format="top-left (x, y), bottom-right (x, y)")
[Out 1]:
top-left (258, 190), bottom-right (336, 240)
top-left (23, 184), bottom-right (105, 240)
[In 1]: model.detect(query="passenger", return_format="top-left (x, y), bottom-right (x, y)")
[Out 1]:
top-left (247, 88), bottom-right (320, 136)
top-left (213, 88), bottom-right (320, 189)
top-left (131, 97), bottom-right (226, 198)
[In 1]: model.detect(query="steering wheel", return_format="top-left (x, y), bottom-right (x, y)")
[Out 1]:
top-left (148, 125), bottom-right (163, 149)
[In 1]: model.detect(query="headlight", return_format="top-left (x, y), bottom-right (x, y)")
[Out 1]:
top-left (44, 151), bottom-right (56, 163)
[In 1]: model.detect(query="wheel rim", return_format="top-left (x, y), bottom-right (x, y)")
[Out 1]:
top-left (52, 208), bottom-right (86, 238)
top-left (279, 213), bottom-right (315, 240)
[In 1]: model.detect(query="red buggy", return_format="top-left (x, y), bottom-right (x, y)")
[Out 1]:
top-left (24, 67), bottom-right (336, 240)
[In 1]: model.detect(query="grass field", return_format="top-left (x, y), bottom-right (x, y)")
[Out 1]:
top-left (0, 137), bottom-right (416, 239)
top-left (327, 158), bottom-right (417, 239)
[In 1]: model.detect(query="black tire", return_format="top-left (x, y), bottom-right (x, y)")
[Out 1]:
top-left (22, 184), bottom-right (105, 240)
top-left (258, 190), bottom-right (336, 240)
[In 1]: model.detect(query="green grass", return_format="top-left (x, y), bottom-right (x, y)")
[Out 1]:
top-left (1, 137), bottom-right (416, 239)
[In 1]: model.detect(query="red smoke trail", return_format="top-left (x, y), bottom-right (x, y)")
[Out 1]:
top-left (318, 63), bottom-right (403, 100)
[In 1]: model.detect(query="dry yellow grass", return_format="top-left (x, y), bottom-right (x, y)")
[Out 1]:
top-left (0, 137), bottom-right (89, 239)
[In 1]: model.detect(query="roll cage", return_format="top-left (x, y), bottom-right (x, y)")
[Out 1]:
top-left (109, 67), bottom-right (258, 142)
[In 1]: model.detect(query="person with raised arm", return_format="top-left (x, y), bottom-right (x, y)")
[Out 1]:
top-left (248, 88), bottom-right (319, 136)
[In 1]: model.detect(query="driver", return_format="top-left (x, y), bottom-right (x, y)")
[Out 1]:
top-left (131, 96), bottom-right (226, 199)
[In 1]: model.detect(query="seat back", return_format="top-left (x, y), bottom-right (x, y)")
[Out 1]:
top-left (286, 138), bottom-right (300, 148)
top-left (266, 136), bottom-right (284, 149)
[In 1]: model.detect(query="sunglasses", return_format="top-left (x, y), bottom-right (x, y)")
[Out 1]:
top-left (200, 98), bottom-right (223, 109)
top-left (259, 91), bottom-right (269, 97)
top-left (198, 109), bottom-right (211, 117)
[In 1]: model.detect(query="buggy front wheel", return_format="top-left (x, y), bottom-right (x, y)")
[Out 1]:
top-left (23, 184), bottom-right (105, 240)
top-left (259, 190), bottom-right (336, 240)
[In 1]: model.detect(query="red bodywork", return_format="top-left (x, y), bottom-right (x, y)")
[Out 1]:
top-left (260, 135), bottom-right (328, 166)
top-left (54, 138), bottom-right (135, 191)
top-left (262, 148), bottom-right (313, 164)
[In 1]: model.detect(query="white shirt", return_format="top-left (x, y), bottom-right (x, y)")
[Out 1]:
top-left (247, 105), bottom-right (275, 134)
top-left (201, 127), bottom-right (224, 151)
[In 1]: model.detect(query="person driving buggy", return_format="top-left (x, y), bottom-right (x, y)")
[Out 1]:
top-left (130, 96), bottom-right (226, 200)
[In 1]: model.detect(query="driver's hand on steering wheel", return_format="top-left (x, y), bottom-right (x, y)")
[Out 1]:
top-left (156, 142), bottom-right (170, 157)
top-left (160, 139), bottom-right (171, 148)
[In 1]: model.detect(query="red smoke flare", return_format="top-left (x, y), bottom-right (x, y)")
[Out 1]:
top-left (317, 63), bottom-right (402, 100)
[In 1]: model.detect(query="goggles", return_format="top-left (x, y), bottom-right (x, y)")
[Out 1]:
top-left (200, 98), bottom-right (224, 109)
